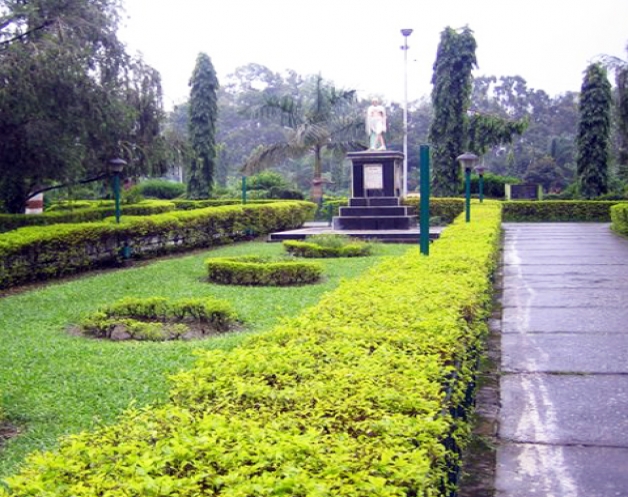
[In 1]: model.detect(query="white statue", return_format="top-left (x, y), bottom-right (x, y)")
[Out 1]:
top-left (366, 98), bottom-right (387, 150)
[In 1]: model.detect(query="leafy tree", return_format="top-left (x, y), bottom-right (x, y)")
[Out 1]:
top-left (577, 63), bottom-right (612, 198)
top-left (187, 53), bottom-right (219, 199)
top-left (0, 0), bottom-right (166, 213)
top-left (428, 26), bottom-right (477, 196)
top-left (242, 74), bottom-right (364, 202)
top-left (599, 43), bottom-right (628, 181)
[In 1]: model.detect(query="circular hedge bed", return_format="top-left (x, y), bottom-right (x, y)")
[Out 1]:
top-left (76, 296), bottom-right (240, 341)
top-left (283, 234), bottom-right (374, 258)
top-left (205, 255), bottom-right (323, 286)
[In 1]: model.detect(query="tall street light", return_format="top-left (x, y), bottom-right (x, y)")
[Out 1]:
top-left (401, 28), bottom-right (413, 197)
top-left (457, 152), bottom-right (478, 223)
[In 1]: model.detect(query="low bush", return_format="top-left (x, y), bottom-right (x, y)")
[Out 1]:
top-left (137, 179), bottom-right (186, 199)
top-left (0, 204), bottom-right (502, 497)
top-left (79, 296), bottom-right (240, 341)
top-left (611, 203), bottom-right (628, 236)
top-left (402, 197), bottom-right (465, 224)
top-left (205, 255), bottom-right (323, 286)
top-left (283, 234), bottom-right (374, 258)
top-left (502, 200), bottom-right (627, 222)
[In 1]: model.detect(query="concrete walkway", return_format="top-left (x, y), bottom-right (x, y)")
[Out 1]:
top-left (496, 223), bottom-right (628, 497)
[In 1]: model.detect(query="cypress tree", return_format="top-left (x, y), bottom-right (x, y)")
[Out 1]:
top-left (577, 63), bottom-right (612, 198)
top-left (187, 53), bottom-right (219, 199)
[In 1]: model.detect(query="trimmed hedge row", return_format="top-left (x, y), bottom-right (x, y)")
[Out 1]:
top-left (611, 203), bottom-right (628, 236)
top-left (172, 199), bottom-right (291, 211)
top-left (401, 197), bottom-right (465, 224)
top-left (0, 203), bottom-right (502, 497)
top-left (0, 201), bottom-right (315, 290)
top-left (0, 200), bottom-right (176, 233)
top-left (502, 200), bottom-right (628, 222)
top-left (205, 256), bottom-right (323, 286)
top-left (283, 238), bottom-right (373, 258)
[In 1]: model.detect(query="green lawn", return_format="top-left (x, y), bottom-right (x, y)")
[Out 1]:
top-left (0, 240), bottom-right (409, 477)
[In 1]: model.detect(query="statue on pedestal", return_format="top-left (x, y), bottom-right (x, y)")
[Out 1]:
top-left (366, 98), bottom-right (387, 150)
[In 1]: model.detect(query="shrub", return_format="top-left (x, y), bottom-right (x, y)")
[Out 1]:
top-left (1, 204), bottom-right (502, 497)
top-left (205, 256), bottom-right (323, 286)
top-left (402, 197), bottom-right (465, 224)
top-left (0, 201), bottom-right (316, 289)
top-left (137, 179), bottom-right (186, 199)
top-left (283, 234), bottom-right (374, 258)
top-left (611, 203), bottom-right (628, 237)
top-left (502, 200), bottom-right (627, 222)
top-left (79, 296), bottom-right (240, 341)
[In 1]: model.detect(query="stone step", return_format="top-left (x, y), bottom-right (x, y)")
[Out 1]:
top-left (333, 216), bottom-right (417, 231)
top-left (349, 197), bottom-right (400, 207)
top-left (339, 206), bottom-right (409, 217)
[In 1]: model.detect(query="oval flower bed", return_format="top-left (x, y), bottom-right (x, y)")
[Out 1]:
top-left (205, 255), bottom-right (323, 286)
top-left (283, 234), bottom-right (374, 258)
top-left (77, 296), bottom-right (240, 341)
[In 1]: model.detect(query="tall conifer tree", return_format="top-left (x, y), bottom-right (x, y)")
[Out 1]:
top-left (187, 53), bottom-right (219, 198)
top-left (428, 27), bottom-right (477, 196)
top-left (577, 63), bottom-right (612, 198)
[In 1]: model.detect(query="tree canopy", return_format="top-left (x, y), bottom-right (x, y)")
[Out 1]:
top-left (0, 0), bottom-right (166, 212)
top-left (241, 74), bottom-right (365, 202)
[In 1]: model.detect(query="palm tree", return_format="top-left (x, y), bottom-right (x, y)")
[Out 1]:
top-left (242, 75), bottom-right (365, 202)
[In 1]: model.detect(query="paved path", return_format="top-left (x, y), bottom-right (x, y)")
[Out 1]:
top-left (496, 223), bottom-right (628, 497)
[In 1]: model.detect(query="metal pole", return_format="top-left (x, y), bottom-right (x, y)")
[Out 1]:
top-left (241, 176), bottom-right (247, 204)
top-left (479, 174), bottom-right (484, 203)
top-left (465, 168), bottom-right (471, 222)
top-left (401, 31), bottom-right (411, 197)
top-left (419, 145), bottom-right (430, 255)
top-left (113, 173), bottom-right (121, 224)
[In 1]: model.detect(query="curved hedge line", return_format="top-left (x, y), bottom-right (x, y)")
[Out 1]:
top-left (0, 203), bottom-right (501, 497)
top-left (502, 200), bottom-right (628, 222)
top-left (79, 296), bottom-right (240, 341)
top-left (205, 256), bottom-right (323, 286)
top-left (0, 201), bottom-right (315, 290)
top-left (0, 200), bottom-right (176, 233)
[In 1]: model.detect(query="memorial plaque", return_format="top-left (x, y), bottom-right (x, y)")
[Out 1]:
top-left (364, 164), bottom-right (383, 190)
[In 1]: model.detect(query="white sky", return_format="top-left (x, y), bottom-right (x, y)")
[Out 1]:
top-left (119, 0), bottom-right (628, 109)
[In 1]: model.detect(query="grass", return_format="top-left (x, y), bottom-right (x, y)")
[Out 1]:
top-left (0, 240), bottom-right (409, 478)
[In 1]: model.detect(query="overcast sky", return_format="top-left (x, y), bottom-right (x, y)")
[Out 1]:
top-left (119, 0), bottom-right (628, 109)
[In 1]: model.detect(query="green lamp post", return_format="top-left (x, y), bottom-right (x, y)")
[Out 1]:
top-left (457, 152), bottom-right (478, 223)
top-left (108, 158), bottom-right (127, 224)
top-left (475, 163), bottom-right (486, 203)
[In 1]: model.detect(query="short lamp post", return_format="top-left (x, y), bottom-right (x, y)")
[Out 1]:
top-left (457, 152), bottom-right (478, 223)
top-left (108, 158), bottom-right (126, 224)
top-left (475, 163), bottom-right (486, 203)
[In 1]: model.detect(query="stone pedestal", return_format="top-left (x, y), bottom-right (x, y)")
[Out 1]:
top-left (333, 151), bottom-right (416, 230)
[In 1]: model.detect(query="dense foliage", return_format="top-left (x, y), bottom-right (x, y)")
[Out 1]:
top-left (577, 63), bottom-right (612, 198)
top-left (0, 204), bottom-right (502, 497)
top-left (428, 27), bottom-right (477, 196)
top-left (0, 0), bottom-right (167, 213)
top-left (187, 53), bottom-right (219, 199)
top-left (241, 74), bottom-right (365, 201)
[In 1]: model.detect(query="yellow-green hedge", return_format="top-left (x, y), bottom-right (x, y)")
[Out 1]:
top-left (503, 200), bottom-right (628, 222)
top-left (611, 203), bottom-right (628, 236)
top-left (1, 203), bottom-right (502, 497)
